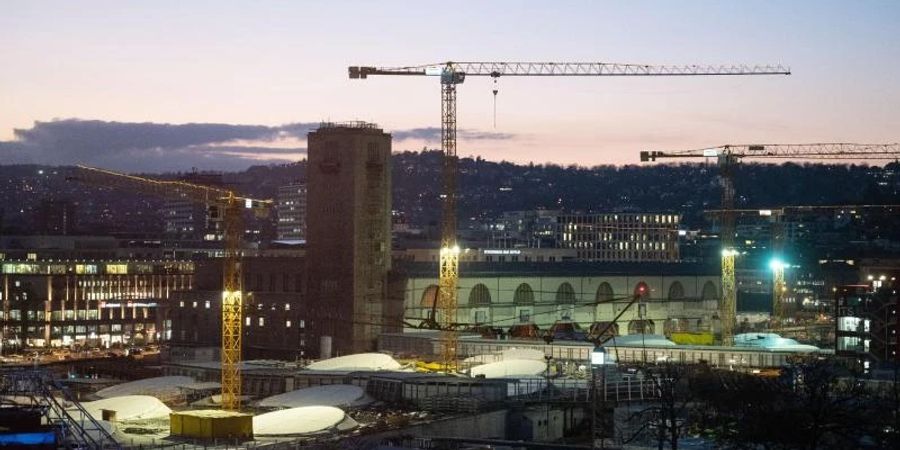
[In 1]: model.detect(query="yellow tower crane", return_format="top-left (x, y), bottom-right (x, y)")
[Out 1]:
top-left (69, 165), bottom-right (272, 410)
top-left (351, 61), bottom-right (790, 370)
top-left (641, 143), bottom-right (900, 344)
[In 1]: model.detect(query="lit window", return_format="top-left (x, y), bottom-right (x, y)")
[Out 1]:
top-left (299, 320), bottom-right (305, 329)
top-left (285, 303), bottom-right (291, 311)
top-left (179, 301), bottom-right (184, 308)
top-left (245, 316), bottom-right (251, 326)
top-left (286, 320), bottom-right (292, 328)
top-left (192, 301), bottom-right (197, 308)
top-left (258, 317), bottom-right (265, 327)
top-left (204, 301), bottom-right (210, 309)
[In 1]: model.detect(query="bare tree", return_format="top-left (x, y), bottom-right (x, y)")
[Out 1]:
top-left (622, 362), bottom-right (699, 450)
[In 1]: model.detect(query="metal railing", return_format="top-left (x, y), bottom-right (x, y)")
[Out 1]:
top-left (1, 368), bottom-right (121, 449)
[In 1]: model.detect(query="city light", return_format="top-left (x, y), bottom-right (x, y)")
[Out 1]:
top-left (769, 258), bottom-right (786, 271)
top-left (721, 249), bottom-right (739, 257)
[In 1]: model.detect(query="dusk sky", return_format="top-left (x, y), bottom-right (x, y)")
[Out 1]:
top-left (2, 1), bottom-right (898, 171)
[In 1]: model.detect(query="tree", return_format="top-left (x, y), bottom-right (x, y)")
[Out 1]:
top-left (697, 358), bottom-right (878, 449)
top-left (622, 362), bottom-right (700, 450)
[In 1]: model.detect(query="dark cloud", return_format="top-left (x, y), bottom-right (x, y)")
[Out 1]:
top-left (0, 119), bottom-right (515, 172)
top-left (1, 119), bottom-right (317, 171)
top-left (392, 127), bottom-right (515, 142)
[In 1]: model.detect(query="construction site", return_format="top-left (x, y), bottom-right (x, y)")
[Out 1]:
top-left (1, 56), bottom-right (899, 449)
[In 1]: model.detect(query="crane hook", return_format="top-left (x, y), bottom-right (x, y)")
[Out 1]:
top-left (492, 77), bottom-right (499, 128)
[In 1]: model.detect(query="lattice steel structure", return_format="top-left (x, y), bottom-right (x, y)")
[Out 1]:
top-left (771, 262), bottom-right (787, 330)
top-left (352, 60), bottom-right (788, 368)
top-left (69, 165), bottom-right (271, 410)
top-left (641, 143), bottom-right (899, 343)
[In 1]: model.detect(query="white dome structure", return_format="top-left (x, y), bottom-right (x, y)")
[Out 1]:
top-left (95, 376), bottom-right (194, 400)
top-left (305, 353), bottom-right (401, 371)
top-left (253, 406), bottom-right (352, 436)
top-left (502, 348), bottom-right (546, 361)
top-left (470, 359), bottom-right (547, 379)
top-left (257, 384), bottom-right (370, 409)
top-left (78, 395), bottom-right (172, 421)
top-left (608, 334), bottom-right (676, 347)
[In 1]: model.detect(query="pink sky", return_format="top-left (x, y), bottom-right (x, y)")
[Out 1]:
top-left (1, 1), bottom-right (897, 169)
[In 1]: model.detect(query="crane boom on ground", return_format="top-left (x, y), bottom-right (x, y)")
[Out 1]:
top-left (641, 143), bottom-right (900, 344)
top-left (351, 60), bottom-right (790, 371)
top-left (69, 165), bottom-right (272, 411)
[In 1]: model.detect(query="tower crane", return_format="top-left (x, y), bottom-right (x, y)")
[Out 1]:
top-left (69, 165), bottom-right (272, 410)
top-left (350, 61), bottom-right (790, 370)
top-left (641, 143), bottom-right (900, 343)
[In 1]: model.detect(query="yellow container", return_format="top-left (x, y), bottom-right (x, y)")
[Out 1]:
top-left (670, 331), bottom-right (714, 346)
top-left (170, 410), bottom-right (253, 440)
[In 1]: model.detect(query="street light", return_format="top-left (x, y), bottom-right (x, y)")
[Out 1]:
top-left (591, 346), bottom-right (607, 449)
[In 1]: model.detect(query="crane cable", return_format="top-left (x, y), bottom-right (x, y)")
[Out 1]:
top-left (492, 77), bottom-right (499, 128)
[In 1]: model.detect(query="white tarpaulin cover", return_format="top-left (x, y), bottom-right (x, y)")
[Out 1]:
top-left (470, 359), bottom-right (547, 379)
top-left (734, 333), bottom-right (820, 351)
top-left (305, 353), bottom-right (401, 371)
top-left (95, 376), bottom-right (194, 400)
top-left (607, 334), bottom-right (676, 347)
top-left (78, 395), bottom-right (172, 421)
top-left (257, 384), bottom-right (369, 409)
top-left (253, 406), bottom-right (349, 436)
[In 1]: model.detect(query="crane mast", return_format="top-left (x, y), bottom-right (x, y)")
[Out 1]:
top-left (351, 60), bottom-right (789, 371)
top-left (69, 165), bottom-right (272, 410)
top-left (641, 143), bottom-right (900, 343)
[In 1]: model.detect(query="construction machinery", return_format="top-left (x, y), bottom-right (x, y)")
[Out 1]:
top-left (350, 61), bottom-right (790, 370)
top-left (641, 143), bottom-right (900, 343)
top-left (69, 165), bottom-right (272, 410)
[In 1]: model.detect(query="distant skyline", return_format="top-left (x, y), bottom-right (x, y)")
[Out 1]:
top-left (2, 1), bottom-right (898, 171)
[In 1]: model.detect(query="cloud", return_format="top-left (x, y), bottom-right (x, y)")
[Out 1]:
top-left (0, 119), bottom-right (516, 172)
top-left (1, 119), bottom-right (319, 172)
top-left (392, 127), bottom-right (515, 142)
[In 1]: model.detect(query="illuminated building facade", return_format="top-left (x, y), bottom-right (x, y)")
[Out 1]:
top-left (557, 213), bottom-right (681, 262)
top-left (401, 261), bottom-right (721, 337)
top-left (835, 266), bottom-right (900, 374)
top-left (276, 183), bottom-right (307, 241)
top-left (0, 260), bottom-right (193, 351)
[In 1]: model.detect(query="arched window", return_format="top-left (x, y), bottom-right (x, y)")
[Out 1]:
top-left (420, 285), bottom-right (438, 308)
top-left (513, 283), bottom-right (535, 304)
top-left (634, 281), bottom-right (650, 299)
top-left (701, 281), bottom-right (718, 301)
top-left (468, 283), bottom-right (492, 306)
top-left (556, 282), bottom-right (576, 304)
top-left (628, 319), bottom-right (655, 334)
top-left (668, 281), bottom-right (685, 301)
top-left (595, 282), bottom-right (614, 303)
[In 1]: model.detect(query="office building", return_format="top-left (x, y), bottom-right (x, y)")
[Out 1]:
top-left (168, 257), bottom-right (306, 361)
top-left (276, 183), bottom-right (307, 241)
top-left (162, 172), bottom-right (225, 241)
top-left (557, 213), bottom-right (680, 262)
top-left (0, 259), bottom-right (193, 351)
